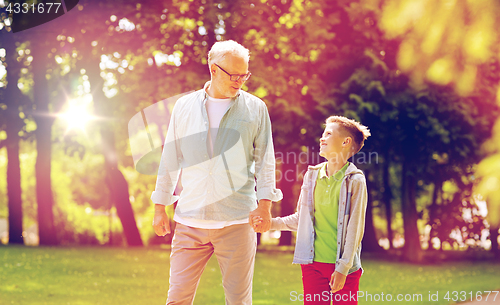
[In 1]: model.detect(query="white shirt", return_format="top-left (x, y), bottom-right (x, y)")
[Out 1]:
top-left (206, 95), bottom-right (232, 157)
top-left (174, 94), bottom-right (247, 229)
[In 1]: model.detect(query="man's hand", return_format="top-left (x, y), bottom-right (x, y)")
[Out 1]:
top-left (249, 200), bottom-right (272, 233)
top-left (153, 204), bottom-right (171, 236)
top-left (330, 271), bottom-right (347, 293)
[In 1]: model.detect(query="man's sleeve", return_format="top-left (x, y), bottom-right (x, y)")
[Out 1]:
top-left (254, 103), bottom-right (283, 202)
top-left (150, 101), bottom-right (183, 206)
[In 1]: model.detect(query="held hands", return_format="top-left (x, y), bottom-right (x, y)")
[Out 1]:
top-left (152, 204), bottom-right (171, 236)
top-left (251, 216), bottom-right (265, 232)
top-left (330, 271), bottom-right (347, 293)
top-left (249, 200), bottom-right (272, 233)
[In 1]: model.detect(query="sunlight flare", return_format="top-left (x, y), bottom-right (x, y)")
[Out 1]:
top-left (59, 98), bottom-right (95, 133)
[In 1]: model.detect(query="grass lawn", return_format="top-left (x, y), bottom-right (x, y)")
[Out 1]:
top-left (1, 245), bottom-right (499, 305)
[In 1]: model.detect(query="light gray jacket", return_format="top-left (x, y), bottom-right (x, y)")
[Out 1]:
top-left (151, 84), bottom-right (282, 221)
top-left (270, 162), bottom-right (368, 276)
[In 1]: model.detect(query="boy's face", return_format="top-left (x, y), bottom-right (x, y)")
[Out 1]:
top-left (319, 123), bottom-right (349, 160)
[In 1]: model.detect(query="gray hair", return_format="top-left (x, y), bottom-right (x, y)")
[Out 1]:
top-left (207, 40), bottom-right (250, 69)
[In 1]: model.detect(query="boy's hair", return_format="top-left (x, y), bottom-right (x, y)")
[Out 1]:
top-left (326, 116), bottom-right (371, 155)
top-left (207, 40), bottom-right (250, 69)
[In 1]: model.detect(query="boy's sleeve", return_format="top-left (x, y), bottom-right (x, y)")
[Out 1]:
top-left (270, 192), bottom-right (301, 231)
top-left (270, 170), bottom-right (310, 231)
top-left (336, 174), bottom-right (368, 276)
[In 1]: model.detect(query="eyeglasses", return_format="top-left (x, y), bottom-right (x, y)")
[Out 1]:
top-left (215, 64), bottom-right (251, 82)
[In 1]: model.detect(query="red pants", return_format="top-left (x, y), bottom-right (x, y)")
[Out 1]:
top-left (301, 262), bottom-right (362, 305)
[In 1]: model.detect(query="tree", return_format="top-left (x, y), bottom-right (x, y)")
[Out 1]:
top-left (371, 0), bottom-right (500, 258)
top-left (0, 30), bottom-right (26, 245)
top-left (333, 46), bottom-right (498, 261)
top-left (362, 169), bottom-right (385, 252)
top-left (374, 0), bottom-right (500, 96)
top-left (64, 0), bottom-right (152, 245)
top-left (31, 37), bottom-right (59, 245)
top-left (477, 122), bottom-right (500, 258)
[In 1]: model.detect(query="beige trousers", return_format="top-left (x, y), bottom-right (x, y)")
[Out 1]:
top-left (166, 222), bottom-right (257, 305)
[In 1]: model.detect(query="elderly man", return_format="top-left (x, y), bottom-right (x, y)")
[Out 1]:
top-left (151, 40), bottom-right (282, 305)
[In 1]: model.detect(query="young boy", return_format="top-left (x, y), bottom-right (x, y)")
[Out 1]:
top-left (253, 116), bottom-right (370, 304)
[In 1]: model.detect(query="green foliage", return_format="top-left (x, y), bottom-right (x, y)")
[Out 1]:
top-left (370, 0), bottom-right (500, 234)
top-left (50, 148), bottom-right (109, 245)
top-left (374, 0), bottom-right (500, 96)
top-left (336, 51), bottom-right (498, 176)
top-left (428, 181), bottom-right (487, 250)
top-left (477, 120), bottom-right (500, 227)
top-left (329, 31), bottom-right (498, 251)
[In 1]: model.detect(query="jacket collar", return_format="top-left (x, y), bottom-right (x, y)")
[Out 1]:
top-left (202, 81), bottom-right (240, 101)
top-left (308, 161), bottom-right (363, 178)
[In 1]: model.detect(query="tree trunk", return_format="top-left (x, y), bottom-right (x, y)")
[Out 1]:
top-left (491, 226), bottom-right (499, 259)
top-left (6, 128), bottom-right (23, 245)
top-left (362, 169), bottom-right (384, 252)
top-left (3, 32), bottom-right (24, 245)
top-left (106, 159), bottom-right (143, 246)
top-left (402, 161), bottom-right (422, 263)
top-left (86, 57), bottom-right (143, 246)
top-left (204, 0), bottom-right (218, 49)
top-left (102, 128), bottom-right (143, 246)
top-left (382, 157), bottom-right (393, 249)
top-left (32, 39), bottom-right (58, 246)
top-left (427, 180), bottom-right (441, 251)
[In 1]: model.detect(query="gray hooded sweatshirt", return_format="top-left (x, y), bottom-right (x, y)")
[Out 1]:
top-left (270, 162), bottom-right (368, 276)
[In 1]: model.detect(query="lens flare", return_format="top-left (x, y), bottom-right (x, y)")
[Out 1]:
top-left (59, 100), bottom-right (95, 133)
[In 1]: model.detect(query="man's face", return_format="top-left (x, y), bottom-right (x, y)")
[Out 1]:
top-left (210, 54), bottom-right (249, 99)
top-left (319, 123), bottom-right (347, 160)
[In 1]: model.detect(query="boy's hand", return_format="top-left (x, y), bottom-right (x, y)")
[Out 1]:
top-left (153, 204), bottom-right (171, 236)
top-left (249, 200), bottom-right (272, 233)
top-left (251, 216), bottom-right (263, 231)
top-left (330, 271), bottom-right (346, 293)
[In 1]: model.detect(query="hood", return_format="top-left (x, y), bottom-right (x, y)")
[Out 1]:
top-left (308, 162), bottom-right (364, 178)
